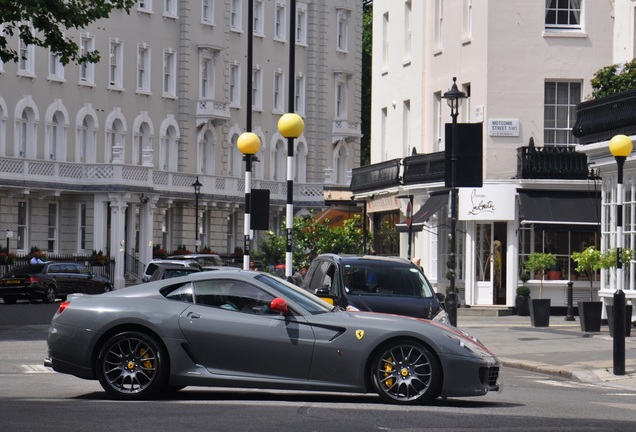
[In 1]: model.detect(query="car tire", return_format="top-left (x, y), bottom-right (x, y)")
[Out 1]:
top-left (103, 284), bottom-right (113, 293)
top-left (43, 286), bottom-right (56, 304)
top-left (96, 331), bottom-right (169, 400)
top-left (370, 339), bottom-right (441, 405)
top-left (2, 296), bottom-right (17, 304)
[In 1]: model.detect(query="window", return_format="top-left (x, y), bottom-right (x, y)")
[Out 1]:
top-left (229, 62), bottom-right (240, 105)
top-left (435, 0), bottom-right (443, 49)
top-left (545, 0), bottom-right (582, 31)
top-left (544, 81), bottom-right (581, 146)
top-left (17, 107), bottom-right (36, 158)
top-left (199, 49), bottom-right (216, 99)
top-left (18, 25), bottom-right (35, 76)
top-left (382, 12), bottom-right (389, 72)
top-left (48, 49), bottom-right (64, 81)
top-left (163, 49), bottom-right (176, 97)
top-left (193, 279), bottom-right (275, 314)
top-left (17, 201), bottom-right (27, 251)
top-left (199, 129), bottom-right (214, 173)
top-left (463, 0), bottom-right (473, 40)
top-left (109, 38), bottom-right (123, 88)
top-left (335, 145), bottom-right (347, 184)
top-left (137, 44), bottom-right (151, 93)
top-left (78, 115), bottom-right (96, 163)
top-left (295, 73), bottom-right (305, 116)
top-left (231, 0), bottom-right (242, 31)
top-left (403, 100), bottom-right (410, 156)
top-left (336, 8), bottom-right (350, 52)
top-left (78, 203), bottom-right (86, 252)
top-left (334, 72), bottom-right (350, 119)
top-left (138, 0), bottom-right (153, 13)
top-left (273, 139), bottom-right (286, 180)
top-left (0, 25), bottom-right (4, 73)
top-left (275, 2), bottom-right (286, 41)
top-left (202, 0), bottom-right (213, 24)
top-left (273, 69), bottom-right (284, 112)
top-left (404, 1), bottom-right (412, 61)
top-left (296, 3), bottom-right (307, 45)
top-left (79, 33), bottom-right (95, 84)
top-left (254, 0), bottom-right (264, 36)
top-left (48, 203), bottom-right (58, 253)
top-left (164, 0), bottom-right (177, 17)
top-left (252, 66), bottom-right (262, 109)
top-left (49, 111), bottom-right (66, 161)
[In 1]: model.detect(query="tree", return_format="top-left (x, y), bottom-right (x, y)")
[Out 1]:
top-left (571, 246), bottom-right (603, 302)
top-left (0, 0), bottom-right (134, 65)
top-left (257, 214), bottom-right (370, 271)
top-left (590, 58), bottom-right (636, 99)
top-left (523, 252), bottom-right (556, 299)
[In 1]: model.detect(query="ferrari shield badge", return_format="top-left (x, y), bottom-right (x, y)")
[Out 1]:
top-left (355, 329), bottom-right (365, 340)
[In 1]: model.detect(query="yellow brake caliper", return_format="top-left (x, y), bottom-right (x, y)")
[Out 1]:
top-left (139, 348), bottom-right (153, 370)
top-left (383, 356), bottom-right (394, 387)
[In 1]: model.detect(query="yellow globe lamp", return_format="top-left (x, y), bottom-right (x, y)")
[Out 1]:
top-left (610, 134), bottom-right (633, 158)
top-left (277, 113), bottom-right (304, 139)
top-left (237, 132), bottom-right (261, 155)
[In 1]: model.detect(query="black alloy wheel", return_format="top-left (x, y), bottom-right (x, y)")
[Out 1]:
top-left (96, 331), bottom-right (168, 400)
top-left (371, 340), bottom-right (441, 405)
top-left (43, 286), bottom-right (56, 304)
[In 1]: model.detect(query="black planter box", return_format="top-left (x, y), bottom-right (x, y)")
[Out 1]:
top-left (530, 299), bottom-right (551, 327)
top-left (578, 301), bottom-right (602, 333)
top-left (607, 304), bottom-right (633, 337)
top-left (515, 294), bottom-right (530, 316)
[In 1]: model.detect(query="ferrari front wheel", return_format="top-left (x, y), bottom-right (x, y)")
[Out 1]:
top-left (96, 331), bottom-right (168, 400)
top-left (370, 340), bottom-right (441, 405)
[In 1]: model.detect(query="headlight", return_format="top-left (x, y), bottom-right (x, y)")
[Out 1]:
top-left (444, 333), bottom-right (493, 358)
top-left (432, 308), bottom-right (449, 324)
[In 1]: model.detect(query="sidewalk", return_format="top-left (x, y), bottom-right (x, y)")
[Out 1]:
top-left (456, 313), bottom-right (636, 390)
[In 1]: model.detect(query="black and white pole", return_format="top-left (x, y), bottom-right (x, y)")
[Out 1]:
top-left (609, 134), bottom-right (632, 376)
top-left (192, 177), bottom-right (202, 252)
top-left (279, 0), bottom-right (302, 282)
top-left (237, 133), bottom-right (261, 270)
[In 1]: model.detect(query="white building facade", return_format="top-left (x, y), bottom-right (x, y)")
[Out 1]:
top-left (0, 0), bottom-right (362, 288)
top-left (363, 0), bottom-right (614, 308)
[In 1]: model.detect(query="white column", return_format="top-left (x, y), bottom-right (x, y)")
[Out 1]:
top-left (109, 193), bottom-right (129, 290)
top-left (138, 194), bottom-right (159, 267)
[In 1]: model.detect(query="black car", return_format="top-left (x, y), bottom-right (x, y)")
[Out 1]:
top-left (149, 265), bottom-right (202, 281)
top-left (301, 254), bottom-right (449, 323)
top-left (0, 262), bottom-right (113, 304)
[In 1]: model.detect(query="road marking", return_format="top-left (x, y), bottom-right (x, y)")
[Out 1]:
top-left (22, 364), bottom-right (54, 374)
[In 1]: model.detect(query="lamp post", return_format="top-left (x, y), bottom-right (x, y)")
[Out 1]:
top-left (278, 113), bottom-right (304, 280)
top-left (191, 177), bottom-right (202, 253)
top-left (442, 77), bottom-right (466, 328)
top-left (237, 132), bottom-right (261, 270)
top-left (609, 134), bottom-right (632, 376)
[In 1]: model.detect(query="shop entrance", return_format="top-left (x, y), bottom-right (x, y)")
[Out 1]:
top-left (474, 222), bottom-right (507, 305)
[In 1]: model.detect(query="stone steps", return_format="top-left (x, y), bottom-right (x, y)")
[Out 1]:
top-left (457, 306), bottom-right (514, 317)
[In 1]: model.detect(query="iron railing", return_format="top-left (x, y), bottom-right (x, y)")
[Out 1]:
top-left (573, 89), bottom-right (636, 145)
top-left (516, 145), bottom-right (589, 180)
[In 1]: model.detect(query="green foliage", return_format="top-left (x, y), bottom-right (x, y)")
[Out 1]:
top-left (571, 246), bottom-right (603, 301)
top-left (590, 58), bottom-right (636, 99)
top-left (258, 213), bottom-right (370, 271)
top-left (0, 1), bottom-right (134, 65)
top-left (598, 247), bottom-right (635, 270)
top-left (523, 252), bottom-right (557, 299)
top-left (516, 286), bottom-right (530, 296)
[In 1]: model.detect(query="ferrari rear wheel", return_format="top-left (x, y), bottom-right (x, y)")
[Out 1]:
top-left (371, 340), bottom-right (441, 405)
top-left (96, 331), bottom-right (168, 400)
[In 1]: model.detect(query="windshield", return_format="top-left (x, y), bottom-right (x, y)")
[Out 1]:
top-left (343, 262), bottom-right (435, 298)
top-left (255, 273), bottom-right (334, 314)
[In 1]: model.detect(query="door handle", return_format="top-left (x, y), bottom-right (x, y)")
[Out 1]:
top-left (187, 312), bottom-right (201, 319)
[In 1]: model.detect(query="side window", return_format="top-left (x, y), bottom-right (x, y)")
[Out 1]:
top-left (308, 261), bottom-right (332, 291)
top-left (194, 279), bottom-right (275, 314)
top-left (48, 265), bottom-right (62, 274)
top-left (77, 265), bottom-right (91, 276)
top-left (162, 282), bottom-right (194, 303)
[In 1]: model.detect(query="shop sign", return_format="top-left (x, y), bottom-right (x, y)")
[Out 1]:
top-left (458, 185), bottom-right (516, 221)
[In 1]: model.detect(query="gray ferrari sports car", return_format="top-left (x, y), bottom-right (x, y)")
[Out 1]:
top-left (45, 270), bottom-right (500, 404)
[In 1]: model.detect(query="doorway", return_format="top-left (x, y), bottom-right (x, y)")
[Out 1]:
top-left (474, 222), bottom-right (507, 305)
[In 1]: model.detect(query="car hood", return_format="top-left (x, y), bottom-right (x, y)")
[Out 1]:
top-left (345, 293), bottom-right (439, 318)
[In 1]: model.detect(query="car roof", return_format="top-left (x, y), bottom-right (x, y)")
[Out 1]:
top-left (315, 254), bottom-right (413, 266)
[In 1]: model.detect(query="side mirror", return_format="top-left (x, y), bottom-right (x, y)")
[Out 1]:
top-left (270, 297), bottom-right (289, 315)
top-left (435, 292), bottom-right (446, 304)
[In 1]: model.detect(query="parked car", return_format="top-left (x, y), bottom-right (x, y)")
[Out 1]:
top-left (0, 262), bottom-right (112, 304)
top-left (301, 254), bottom-right (449, 323)
top-left (149, 265), bottom-right (202, 281)
top-left (142, 259), bottom-right (202, 282)
top-left (167, 254), bottom-right (227, 270)
top-left (44, 269), bottom-right (500, 403)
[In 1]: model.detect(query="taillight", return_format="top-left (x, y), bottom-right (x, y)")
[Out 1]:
top-left (25, 277), bottom-right (39, 284)
top-left (57, 301), bottom-right (70, 314)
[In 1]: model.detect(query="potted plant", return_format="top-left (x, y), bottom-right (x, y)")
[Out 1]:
top-left (515, 285), bottom-right (531, 316)
top-left (523, 252), bottom-right (556, 327)
top-left (600, 248), bottom-right (635, 337)
top-left (571, 246), bottom-right (603, 332)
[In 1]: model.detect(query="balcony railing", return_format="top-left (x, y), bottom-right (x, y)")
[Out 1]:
top-left (332, 119), bottom-right (362, 143)
top-left (196, 99), bottom-right (232, 127)
top-left (0, 157), bottom-right (324, 205)
top-left (516, 145), bottom-right (589, 180)
top-left (573, 89), bottom-right (636, 144)
top-left (350, 159), bottom-right (401, 193)
top-left (402, 151), bottom-right (445, 185)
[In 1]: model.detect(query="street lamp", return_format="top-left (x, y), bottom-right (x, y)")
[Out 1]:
top-left (442, 77), bottom-right (466, 328)
top-left (191, 177), bottom-right (202, 253)
top-left (609, 134), bottom-right (632, 375)
top-left (278, 113), bottom-right (304, 280)
top-left (237, 132), bottom-right (261, 270)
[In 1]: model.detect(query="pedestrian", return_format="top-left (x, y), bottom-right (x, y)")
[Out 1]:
top-left (30, 255), bottom-right (44, 264)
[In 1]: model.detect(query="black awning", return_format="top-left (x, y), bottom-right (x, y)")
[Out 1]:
top-left (518, 190), bottom-right (601, 225)
top-left (396, 193), bottom-right (449, 232)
